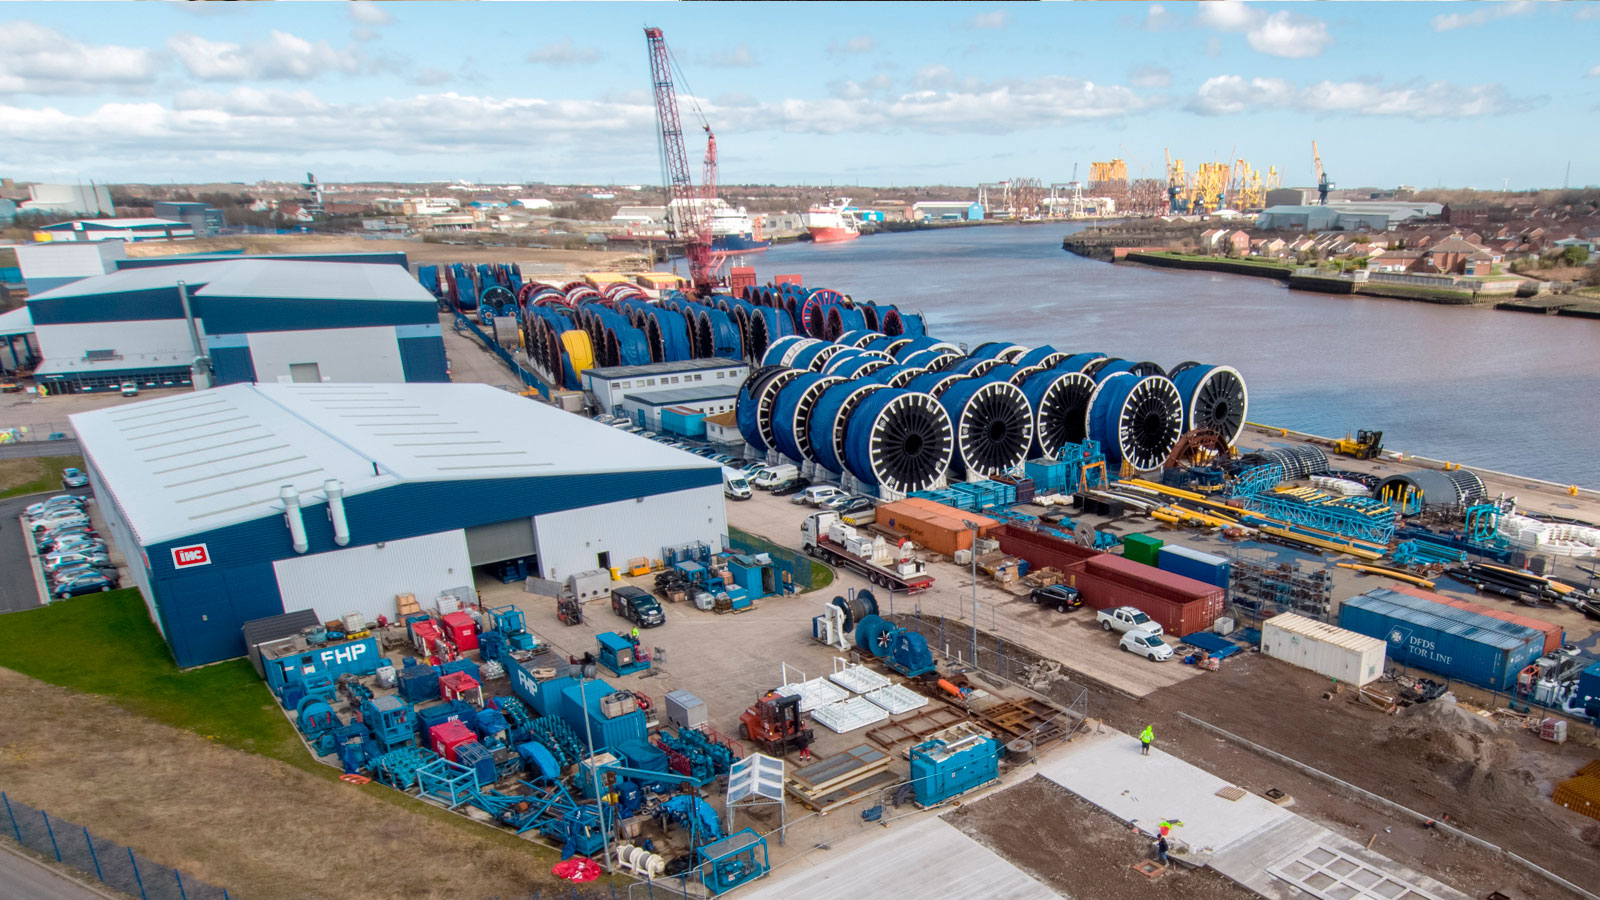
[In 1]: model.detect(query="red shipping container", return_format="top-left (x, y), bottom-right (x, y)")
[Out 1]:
top-left (411, 619), bottom-right (441, 654)
top-left (992, 524), bottom-right (1098, 571)
top-left (1063, 563), bottom-right (1223, 636)
top-left (1083, 555), bottom-right (1224, 605)
top-left (774, 274), bottom-right (802, 286)
top-left (878, 500), bottom-right (998, 556)
top-left (441, 611), bottom-right (479, 652)
top-left (730, 267), bottom-right (757, 297)
top-left (429, 721), bottom-right (476, 761)
top-left (1386, 584), bottom-right (1563, 655)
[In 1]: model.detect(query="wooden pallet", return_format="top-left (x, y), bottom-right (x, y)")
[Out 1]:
top-left (787, 770), bottom-right (900, 814)
top-left (865, 705), bottom-right (968, 752)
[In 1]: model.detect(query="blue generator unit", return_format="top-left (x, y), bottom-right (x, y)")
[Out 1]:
top-left (261, 634), bottom-right (383, 700)
top-left (909, 725), bottom-right (1000, 807)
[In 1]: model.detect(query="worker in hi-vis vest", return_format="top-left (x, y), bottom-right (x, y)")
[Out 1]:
top-left (1140, 725), bottom-right (1154, 756)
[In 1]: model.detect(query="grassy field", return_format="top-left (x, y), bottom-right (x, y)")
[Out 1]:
top-left (0, 455), bottom-right (85, 499)
top-left (0, 589), bottom-right (308, 765)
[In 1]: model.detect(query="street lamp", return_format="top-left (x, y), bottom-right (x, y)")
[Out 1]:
top-left (577, 674), bottom-right (612, 874)
top-left (962, 519), bottom-right (981, 667)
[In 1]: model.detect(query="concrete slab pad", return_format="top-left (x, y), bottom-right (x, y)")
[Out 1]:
top-left (1034, 728), bottom-right (1294, 866)
top-left (737, 816), bottom-right (1062, 900)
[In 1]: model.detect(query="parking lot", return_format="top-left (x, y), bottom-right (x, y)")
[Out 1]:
top-left (3, 488), bottom-right (125, 613)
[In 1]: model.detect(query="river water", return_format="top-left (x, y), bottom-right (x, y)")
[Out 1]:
top-left (741, 223), bottom-right (1600, 488)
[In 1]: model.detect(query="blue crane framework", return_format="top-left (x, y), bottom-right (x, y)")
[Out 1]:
top-left (1231, 463), bottom-right (1398, 544)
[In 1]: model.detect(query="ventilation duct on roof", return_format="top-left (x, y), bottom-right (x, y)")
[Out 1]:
top-left (324, 479), bottom-right (349, 547)
top-left (281, 485), bottom-right (309, 554)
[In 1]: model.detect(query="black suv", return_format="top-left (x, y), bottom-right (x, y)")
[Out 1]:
top-left (611, 585), bottom-right (666, 627)
top-left (1029, 584), bottom-right (1082, 612)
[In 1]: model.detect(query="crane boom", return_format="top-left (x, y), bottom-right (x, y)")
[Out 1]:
top-left (645, 26), bottom-right (716, 292)
top-left (1312, 140), bottom-right (1332, 205)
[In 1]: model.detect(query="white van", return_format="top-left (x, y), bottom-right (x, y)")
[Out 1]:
top-left (722, 467), bottom-right (752, 501)
top-left (751, 464), bottom-right (799, 490)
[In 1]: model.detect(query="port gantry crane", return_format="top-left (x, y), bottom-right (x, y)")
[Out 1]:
top-left (1312, 140), bottom-right (1333, 205)
top-left (645, 26), bottom-right (727, 295)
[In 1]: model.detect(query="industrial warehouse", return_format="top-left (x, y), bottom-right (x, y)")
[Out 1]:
top-left (3, 11), bottom-right (1600, 900)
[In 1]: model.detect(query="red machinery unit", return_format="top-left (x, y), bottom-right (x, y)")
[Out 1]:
top-left (441, 611), bottom-right (479, 652)
top-left (411, 619), bottom-right (442, 655)
top-left (429, 720), bottom-right (476, 761)
top-left (439, 671), bottom-right (483, 706)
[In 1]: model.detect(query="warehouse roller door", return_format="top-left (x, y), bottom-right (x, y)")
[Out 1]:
top-left (465, 517), bottom-right (537, 566)
top-left (273, 530), bottom-right (472, 624)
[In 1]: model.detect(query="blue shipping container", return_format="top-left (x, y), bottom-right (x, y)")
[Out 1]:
top-left (660, 406), bottom-right (707, 438)
top-left (1337, 589), bottom-right (1543, 691)
top-left (1578, 662), bottom-right (1600, 718)
top-left (1157, 545), bottom-right (1231, 591)
top-left (561, 681), bottom-right (647, 754)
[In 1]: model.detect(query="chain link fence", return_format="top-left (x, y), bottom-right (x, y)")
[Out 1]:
top-left (2, 792), bottom-right (233, 900)
top-left (726, 528), bottom-right (817, 593)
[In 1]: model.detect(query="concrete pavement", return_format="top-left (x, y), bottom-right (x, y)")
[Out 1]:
top-left (0, 843), bottom-right (126, 900)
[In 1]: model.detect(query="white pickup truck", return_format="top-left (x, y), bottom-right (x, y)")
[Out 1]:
top-left (1096, 605), bottom-right (1164, 636)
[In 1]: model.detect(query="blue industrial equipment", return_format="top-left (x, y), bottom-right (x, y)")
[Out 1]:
top-left (375, 746), bottom-right (439, 789)
top-left (416, 758), bottom-right (480, 809)
top-left (1245, 490), bottom-right (1397, 544)
top-left (489, 605), bottom-right (537, 653)
top-left (843, 388), bottom-right (954, 495)
top-left (699, 830), bottom-right (771, 896)
top-left (1085, 371), bottom-right (1184, 472)
top-left (597, 632), bottom-right (651, 677)
top-left (517, 741), bottom-right (563, 782)
top-left (657, 794), bottom-right (724, 846)
top-left (808, 381), bottom-right (884, 474)
top-left (909, 729), bottom-right (1001, 807)
top-left (1168, 362), bottom-right (1249, 447)
top-left (439, 658), bottom-right (483, 680)
top-left (526, 716), bottom-right (584, 766)
top-left (673, 560), bottom-right (708, 589)
top-left (1391, 540), bottom-right (1468, 567)
top-left (491, 695), bottom-right (538, 741)
top-left (771, 373), bottom-right (844, 463)
top-left (397, 660), bottom-right (440, 703)
top-left (263, 635), bottom-right (380, 701)
top-left (416, 700), bottom-right (478, 736)
top-left (1464, 504), bottom-right (1503, 545)
top-left (937, 376), bottom-right (1034, 480)
top-left (854, 614), bottom-right (936, 678)
top-left (475, 708), bottom-right (509, 745)
top-left (455, 741), bottom-right (498, 788)
top-left (279, 670), bottom-right (335, 711)
top-left (361, 695), bottom-right (416, 752)
top-left (295, 695), bottom-right (338, 749)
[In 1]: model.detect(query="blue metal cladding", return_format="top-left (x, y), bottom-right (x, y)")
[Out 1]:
top-left (198, 298), bottom-right (438, 335)
top-left (209, 346), bottom-right (258, 386)
top-left (1338, 589), bottom-right (1544, 690)
top-left (399, 335), bottom-right (450, 382)
top-left (27, 287), bottom-right (191, 325)
top-left (141, 467), bottom-right (720, 667)
top-left (116, 252), bottom-right (409, 271)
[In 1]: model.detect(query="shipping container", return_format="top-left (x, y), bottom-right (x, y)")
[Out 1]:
top-left (877, 499), bottom-right (998, 556)
top-left (1385, 583), bottom-right (1564, 655)
top-left (992, 525), bottom-right (1222, 635)
top-left (561, 680), bottom-right (647, 754)
top-left (1261, 613), bottom-right (1387, 686)
top-left (1157, 545), bottom-right (1231, 591)
top-left (1337, 589), bottom-right (1544, 691)
top-left (660, 406), bottom-right (707, 438)
top-left (1122, 533), bottom-right (1163, 566)
top-left (1024, 459), bottom-right (1068, 493)
top-left (1577, 662), bottom-right (1600, 717)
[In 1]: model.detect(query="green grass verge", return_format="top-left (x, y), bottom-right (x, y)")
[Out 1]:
top-left (0, 455), bottom-right (85, 499)
top-left (1137, 251), bottom-right (1294, 270)
top-left (810, 561), bottom-right (834, 591)
top-left (1353, 283), bottom-right (1476, 302)
top-left (0, 589), bottom-right (309, 767)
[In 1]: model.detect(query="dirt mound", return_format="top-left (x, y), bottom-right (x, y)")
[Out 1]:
top-left (1379, 694), bottom-right (1541, 808)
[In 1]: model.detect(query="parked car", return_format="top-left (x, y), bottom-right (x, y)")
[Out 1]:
top-left (45, 549), bottom-right (112, 572)
top-left (1097, 605), bottom-right (1164, 637)
top-left (722, 468), bottom-right (752, 501)
top-left (1029, 584), bottom-right (1083, 612)
top-left (30, 512), bottom-right (89, 534)
top-left (794, 485), bottom-right (845, 507)
top-left (1120, 630), bottom-right (1173, 662)
top-left (711, 454), bottom-right (738, 466)
top-left (691, 447), bottom-right (718, 458)
top-left (51, 563), bottom-right (116, 585)
top-left (770, 477), bottom-right (811, 497)
top-left (60, 467), bottom-right (89, 489)
top-left (119, 382), bottom-right (139, 397)
top-left (26, 496), bottom-right (84, 518)
top-left (37, 529), bottom-right (98, 553)
top-left (53, 572), bottom-right (117, 598)
top-left (42, 537), bottom-right (106, 558)
top-left (611, 585), bottom-right (665, 628)
top-left (750, 465), bottom-right (799, 489)
top-left (826, 494), bottom-right (872, 512)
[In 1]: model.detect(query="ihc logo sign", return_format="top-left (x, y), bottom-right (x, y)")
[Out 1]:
top-left (171, 544), bottom-right (211, 568)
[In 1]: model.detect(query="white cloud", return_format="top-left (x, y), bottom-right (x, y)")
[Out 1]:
top-left (348, 2), bottom-right (393, 26)
top-left (1432, 1), bottom-right (1532, 31)
top-left (411, 67), bottom-right (453, 86)
top-left (703, 44), bottom-right (757, 68)
top-left (828, 35), bottom-right (874, 56)
top-left (1129, 65), bottom-right (1172, 89)
top-left (0, 21), bottom-right (163, 95)
top-left (967, 10), bottom-right (1011, 29)
top-left (526, 38), bottom-right (601, 67)
top-left (1189, 74), bottom-right (1536, 118)
top-left (169, 30), bottom-right (363, 80)
top-left (1193, 2), bottom-right (1331, 58)
top-left (1143, 4), bottom-right (1175, 31)
top-left (1588, 64), bottom-right (1600, 77)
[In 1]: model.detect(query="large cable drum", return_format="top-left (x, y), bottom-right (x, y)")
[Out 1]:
top-left (694, 307), bottom-right (744, 359)
top-left (643, 307), bottom-right (693, 363)
top-left (603, 319), bottom-right (651, 367)
top-left (844, 389), bottom-right (953, 494)
top-left (969, 342), bottom-right (1024, 362)
top-left (836, 330), bottom-right (883, 349)
top-left (1168, 362), bottom-right (1249, 447)
top-left (811, 382), bottom-right (884, 474)
top-left (745, 307), bottom-right (795, 364)
top-left (1095, 358), bottom-right (1169, 379)
top-left (830, 354), bottom-right (892, 379)
top-left (771, 373), bottom-right (844, 462)
top-left (946, 356), bottom-right (1003, 378)
top-left (1021, 369), bottom-right (1096, 460)
top-left (1085, 372), bottom-right (1184, 471)
top-left (1014, 346), bottom-right (1067, 370)
top-left (1251, 446), bottom-right (1329, 480)
top-left (793, 340), bottom-right (846, 372)
top-left (983, 363), bottom-right (1039, 387)
top-left (762, 335), bottom-right (815, 368)
top-left (938, 377), bottom-right (1034, 479)
top-left (479, 284), bottom-right (518, 318)
top-left (822, 347), bottom-right (892, 375)
top-left (897, 312), bottom-right (927, 337)
top-left (737, 366), bottom-right (801, 453)
top-left (891, 337), bottom-right (962, 362)
top-left (905, 370), bottom-right (968, 397)
top-left (901, 347), bottom-right (963, 371)
top-left (1055, 352), bottom-right (1108, 374)
top-left (864, 364), bottom-right (926, 388)
top-left (864, 334), bottom-right (912, 356)
top-left (825, 304), bottom-right (869, 340)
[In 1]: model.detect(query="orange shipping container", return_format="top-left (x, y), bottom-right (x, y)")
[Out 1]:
top-left (1386, 583), bottom-right (1564, 655)
top-left (876, 500), bottom-right (997, 557)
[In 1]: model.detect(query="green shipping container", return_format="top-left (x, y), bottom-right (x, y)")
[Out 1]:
top-left (1122, 533), bottom-right (1163, 566)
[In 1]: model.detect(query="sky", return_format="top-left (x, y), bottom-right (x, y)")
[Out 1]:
top-left (1, 1), bottom-right (1596, 190)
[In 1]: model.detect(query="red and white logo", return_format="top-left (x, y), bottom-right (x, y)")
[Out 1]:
top-left (172, 544), bottom-right (211, 568)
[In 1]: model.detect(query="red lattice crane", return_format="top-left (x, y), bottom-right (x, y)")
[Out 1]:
top-left (645, 26), bottom-right (723, 294)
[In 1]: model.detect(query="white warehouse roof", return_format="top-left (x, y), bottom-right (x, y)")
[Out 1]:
top-left (71, 382), bottom-right (719, 547)
top-left (26, 259), bottom-right (431, 303)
